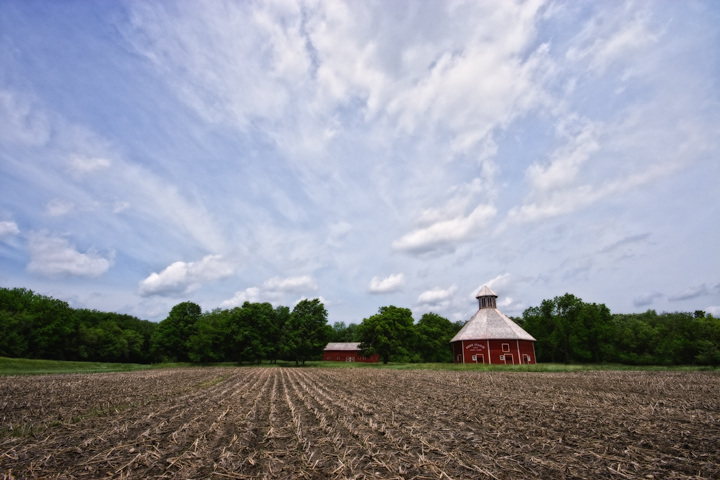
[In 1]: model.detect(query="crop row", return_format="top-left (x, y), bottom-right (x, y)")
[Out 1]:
top-left (1, 368), bottom-right (719, 479)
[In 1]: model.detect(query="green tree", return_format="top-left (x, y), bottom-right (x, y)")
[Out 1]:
top-left (695, 314), bottom-right (720, 366)
top-left (330, 321), bottom-right (359, 342)
top-left (414, 312), bottom-right (455, 363)
top-left (266, 306), bottom-right (290, 363)
top-left (151, 301), bottom-right (202, 362)
top-left (523, 294), bottom-right (612, 364)
top-left (357, 305), bottom-right (414, 364)
top-left (282, 299), bottom-right (332, 366)
top-left (187, 309), bottom-right (229, 363)
top-left (0, 310), bottom-right (31, 358)
top-left (226, 302), bottom-right (276, 365)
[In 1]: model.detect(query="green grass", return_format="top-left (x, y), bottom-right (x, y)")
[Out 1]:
top-left (0, 356), bottom-right (192, 376)
top-left (1, 356), bottom-right (716, 376)
top-left (258, 360), bottom-right (718, 372)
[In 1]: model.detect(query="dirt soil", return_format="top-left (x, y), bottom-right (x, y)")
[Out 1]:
top-left (1, 368), bottom-right (718, 479)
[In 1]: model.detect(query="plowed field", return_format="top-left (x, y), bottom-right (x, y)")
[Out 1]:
top-left (1, 368), bottom-right (718, 479)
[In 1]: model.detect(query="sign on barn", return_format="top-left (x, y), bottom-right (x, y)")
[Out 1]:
top-left (450, 286), bottom-right (537, 364)
top-left (323, 342), bottom-right (380, 363)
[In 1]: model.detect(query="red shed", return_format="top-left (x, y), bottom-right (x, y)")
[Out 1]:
top-left (323, 343), bottom-right (380, 363)
top-left (450, 286), bottom-right (537, 364)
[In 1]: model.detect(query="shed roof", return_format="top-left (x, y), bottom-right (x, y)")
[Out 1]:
top-left (450, 308), bottom-right (536, 342)
top-left (475, 285), bottom-right (498, 298)
top-left (324, 342), bottom-right (362, 351)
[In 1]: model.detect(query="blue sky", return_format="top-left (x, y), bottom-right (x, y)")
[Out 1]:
top-left (1, 0), bottom-right (719, 323)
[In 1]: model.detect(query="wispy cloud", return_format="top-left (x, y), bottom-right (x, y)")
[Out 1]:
top-left (220, 275), bottom-right (318, 308)
top-left (67, 156), bottom-right (111, 176)
top-left (392, 204), bottom-right (496, 255)
top-left (599, 233), bottom-right (651, 253)
top-left (0, 89), bottom-right (50, 146)
top-left (633, 291), bottom-right (663, 307)
top-left (668, 284), bottom-right (709, 302)
top-left (0, 1), bottom-right (717, 323)
top-left (368, 274), bottom-right (405, 294)
top-left (416, 285), bottom-right (457, 309)
top-left (27, 233), bottom-right (114, 277)
top-left (138, 255), bottom-right (235, 297)
top-left (0, 221), bottom-right (20, 240)
top-left (45, 198), bottom-right (75, 217)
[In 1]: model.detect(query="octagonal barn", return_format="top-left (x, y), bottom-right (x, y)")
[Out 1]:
top-left (451, 286), bottom-right (536, 364)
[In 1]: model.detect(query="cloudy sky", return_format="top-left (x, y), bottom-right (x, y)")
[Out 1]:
top-left (1, 0), bottom-right (719, 324)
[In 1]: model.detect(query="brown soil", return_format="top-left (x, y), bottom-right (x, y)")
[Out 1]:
top-left (1, 368), bottom-right (718, 479)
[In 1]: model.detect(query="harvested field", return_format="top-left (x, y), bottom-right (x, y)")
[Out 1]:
top-left (1, 368), bottom-right (719, 479)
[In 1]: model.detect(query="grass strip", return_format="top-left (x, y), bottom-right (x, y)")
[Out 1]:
top-left (2, 356), bottom-right (716, 376)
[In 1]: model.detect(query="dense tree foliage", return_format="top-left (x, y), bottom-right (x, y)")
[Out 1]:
top-left (413, 313), bottom-right (460, 363)
top-left (357, 305), bottom-right (415, 364)
top-left (151, 301), bottom-right (202, 362)
top-left (522, 293), bottom-right (720, 365)
top-left (282, 299), bottom-right (333, 366)
top-left (2, 286), bottom-right (718, 366)
top-left (522, 294), bottom-right (612, 363)
top-left (0, 288), bottom-right (156, 363)
top-left (267, 306), bottom-right (290, 363)
top-left (330, 321), bottom-right (359, 342)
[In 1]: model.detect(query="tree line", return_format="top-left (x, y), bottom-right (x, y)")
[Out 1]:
top-left (521, 293), bottom-right (720, 366)
top-left (0, 287), bottom-right (155, 363)
top-left (1, 287), bottom-right (718, 365)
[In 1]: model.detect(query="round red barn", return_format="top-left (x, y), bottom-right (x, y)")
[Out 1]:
top-left (450, 286), bottom-right (537, 364)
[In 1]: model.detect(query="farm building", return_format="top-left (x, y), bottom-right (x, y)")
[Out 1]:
top-left (450, 286), bottom-right (537, 364)
top-left (323, 343), bottom-right (380, 363)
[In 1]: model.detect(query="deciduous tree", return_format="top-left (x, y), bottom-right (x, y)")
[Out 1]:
top-left (152, 301), bottom-right (201, 362)
top-left (357, 305), bottom-right (414, 364)
top-left (414, 312), bottom-right (455, 363)
top-left (282, 299), bottom-right (332, 366)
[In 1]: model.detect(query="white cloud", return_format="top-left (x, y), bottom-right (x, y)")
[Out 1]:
top-left (262, 275), bottom-right (318, 293)
top-left (67, 156), bottom-right (111, 175)
top-left (0, 221), bottom-right (20, 239)
top-left (526, 118), bottom-right (601, 193)
top-left (138, 254), bottom-right (235, 297)
top-left (393, 204), bottom-right (496, 255)
top-left (505, 157), bottom-right (679, 225)
top-left (566, 7), bottom-right (658, 75)
top-left (599, 233), bottom-right (651, 253)
top-left (706, 306), bottom-right (720, 317)
top-left (633, 291), bottom-right (663, 307)
top-left (668, 284), bottom-right (709, 302)
top-left (417, 285), bottom-right (457, 308)
top-left (0, 89), bottom-right (50, 146)
top-left (219, 275), bottom-right (319, 308)
top-left (480, 273), bottom-right (534, 297)
top-left (220, 287), bottom-right (261, 308)
top-left (368, 273), bottom-right (405, 294)
top-left (113, 201), bottom-right (130, 213)
top-left (126, 0), bottom-right (550, 162)
top-left (45, 198), bottom-right (75, 216)
top-left (27, 233), bottom-right (113, 277)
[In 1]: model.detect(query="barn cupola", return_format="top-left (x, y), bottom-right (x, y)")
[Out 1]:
top-left (476, 285), bottom-right (498, 310)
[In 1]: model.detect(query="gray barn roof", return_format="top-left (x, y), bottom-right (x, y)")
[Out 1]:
top-left (450, 305), bottom-right (536, 342)
top-left (324, 342), bottom-right (362, 351)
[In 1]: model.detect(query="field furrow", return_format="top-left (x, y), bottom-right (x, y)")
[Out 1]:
top-left (1, 368), bottom-right (718, 479)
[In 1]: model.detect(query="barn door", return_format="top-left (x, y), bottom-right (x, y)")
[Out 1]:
top-left (503, 354), bottom-right (514, 365)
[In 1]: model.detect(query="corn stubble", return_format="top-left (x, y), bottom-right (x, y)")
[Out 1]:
top-left (1, 368), bottom-right (718, 479)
